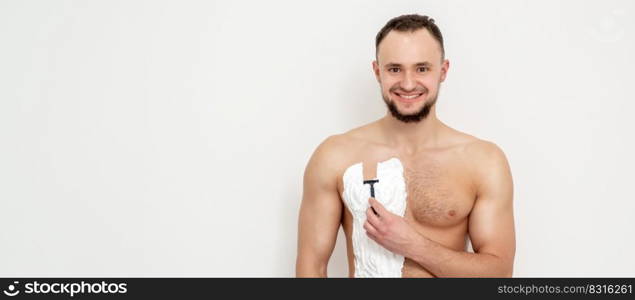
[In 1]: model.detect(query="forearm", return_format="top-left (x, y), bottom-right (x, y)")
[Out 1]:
top-left (406, 235), bottom-right (512, 278)
top-left (296, 258), bottom-right (328, 277)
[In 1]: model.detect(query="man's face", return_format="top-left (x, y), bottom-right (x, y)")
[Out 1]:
top-left (373, 29), bottom-right (449, 123)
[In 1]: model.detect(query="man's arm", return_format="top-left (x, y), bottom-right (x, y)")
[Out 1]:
top-left (295, 136), bottom-right (343, 277)
top-left (364, 141), bottom-right (515, 277)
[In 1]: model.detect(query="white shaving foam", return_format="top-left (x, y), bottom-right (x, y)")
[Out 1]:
top-left (341, 157), bottom-right (408, 277)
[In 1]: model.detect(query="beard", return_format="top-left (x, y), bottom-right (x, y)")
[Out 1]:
top-left (382, 86), bottom-right (439, 123)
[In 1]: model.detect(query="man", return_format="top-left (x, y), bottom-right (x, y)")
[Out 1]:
top-left (296, 14), bottom-right (515, 277)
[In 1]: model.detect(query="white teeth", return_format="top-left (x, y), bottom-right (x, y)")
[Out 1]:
top-left (398, 93), bottom-right (422, 99)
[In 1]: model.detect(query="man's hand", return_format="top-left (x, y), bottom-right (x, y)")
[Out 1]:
top-left (363, 197), bottom-right (422, 257)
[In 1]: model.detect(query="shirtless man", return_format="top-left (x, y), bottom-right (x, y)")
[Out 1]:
top-left (295, 14), bottom-right (515, 277)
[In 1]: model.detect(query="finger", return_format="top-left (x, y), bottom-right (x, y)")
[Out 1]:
top-left (366, 230), bottom-right (379, 243)
top-left (366, 205), bottom-right (382, 227)
top-left (370, 205), bottom-right (379, 216)
top-left (369, 197), bottom-right (389, 217)
top-left (363, 219), bottom-right (379, 237)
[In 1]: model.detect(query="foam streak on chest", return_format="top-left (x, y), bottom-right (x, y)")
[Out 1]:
top-left (341, 157), bottom-right (407, 277)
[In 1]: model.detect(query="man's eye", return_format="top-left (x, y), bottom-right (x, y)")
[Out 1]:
top-left (388, 67), bottom-right (400, 72)
top-left (418, 67), bottom-right (429, 72)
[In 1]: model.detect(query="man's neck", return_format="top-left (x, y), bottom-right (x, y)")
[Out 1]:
top-left (378, 107), bottom-right (443, 154)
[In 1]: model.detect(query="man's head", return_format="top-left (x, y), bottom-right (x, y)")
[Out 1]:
top-left (372, 14), bottom-right (449, 123)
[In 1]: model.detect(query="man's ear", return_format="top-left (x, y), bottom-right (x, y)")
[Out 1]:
top-left (372, 60), bottom-right (381, 83)
top-left (440, 59), bottom-right (450, 82)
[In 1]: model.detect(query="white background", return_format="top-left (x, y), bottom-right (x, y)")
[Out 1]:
top-left (1, 0), bottom-right (633, 277)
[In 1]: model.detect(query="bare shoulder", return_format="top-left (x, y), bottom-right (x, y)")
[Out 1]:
top-left (323, 122), bottom-right (378, 155)
top-left (462, 138), bottom-right (510, 169)
top-left (308, 134), bottom-right (346, 169)
top-left (307, 132), bottom-right (359, 174)
top-left (459, 137), bottom-right (513, 198)
top-left (438, 125), bottom-right (512, 191)
top-left (439, 124), bottom-right (506, 163)
top-left (312, 132), bottom-right (360, 159)
top-left (306, 123), bottom-right (378, 180)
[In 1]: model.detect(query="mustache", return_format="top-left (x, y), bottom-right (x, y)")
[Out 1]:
top-left (389, 86), bottom-right (428, 93)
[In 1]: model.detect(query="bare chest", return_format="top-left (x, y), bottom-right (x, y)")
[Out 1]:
top-left (337, 146), bottom-right (477, 228)
top-left (402, 156), bottom-right (475, 227)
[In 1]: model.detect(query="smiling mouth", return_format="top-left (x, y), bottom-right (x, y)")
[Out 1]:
top-left (393, 91), bottom-right (425, 102)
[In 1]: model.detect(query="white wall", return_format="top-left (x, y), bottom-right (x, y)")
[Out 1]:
top-left (1, 0), bottom-right (633, 277)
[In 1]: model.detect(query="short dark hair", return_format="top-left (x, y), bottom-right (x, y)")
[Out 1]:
top-left (375, 14), bottom-right (445, 60)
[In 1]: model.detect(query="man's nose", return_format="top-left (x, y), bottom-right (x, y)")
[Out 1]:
top-left (400, 71), bottom-right (416, 91)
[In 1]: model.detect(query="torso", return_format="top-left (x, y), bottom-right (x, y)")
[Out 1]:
top-left (335, 122), bottom-right (479, 277)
